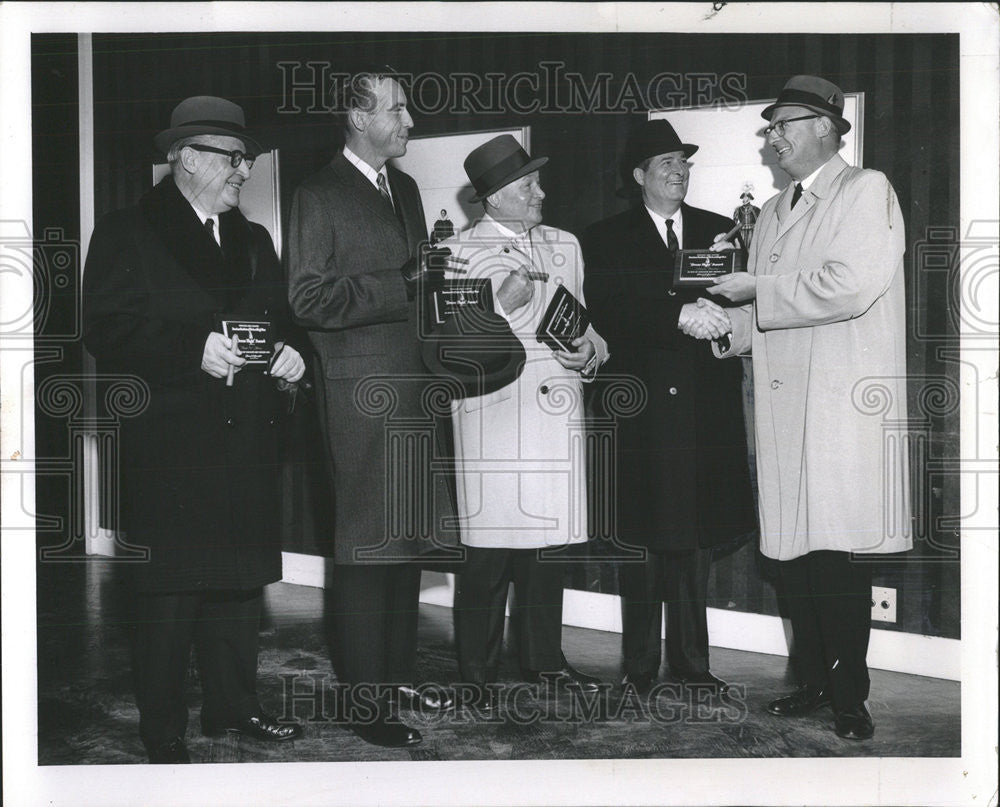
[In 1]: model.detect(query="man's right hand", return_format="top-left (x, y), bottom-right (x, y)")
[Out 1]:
top-left (400, 245), bottom-right (452, 298)
top-left (201, 332), bottom-right (246, 378)
top-left (496, 265), bottom-right (534, 312)
top-left (677, 298), bottom-right (731, 340)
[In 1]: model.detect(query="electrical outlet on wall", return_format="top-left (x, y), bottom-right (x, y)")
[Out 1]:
top-left (871, 586), bottom-right (897, 623)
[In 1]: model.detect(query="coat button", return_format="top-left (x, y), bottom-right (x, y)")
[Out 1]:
top-left (667, 290), bottom-right (677, 297)
top-left (769, 253), bottom-right (780, 262)
top-left (668, 387), bottom-right (678, 395)
top-left (771, 380), bottom-right (782, 389)
top-left (540, 385), bottom-right (549, 395)
top-left (268, 416), bottom-right (277, 426)
top-left (226, 417), bottom-right (237, 428)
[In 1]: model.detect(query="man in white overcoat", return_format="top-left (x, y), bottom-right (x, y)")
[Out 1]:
top-left (439, 135), bottom-right (609, 708)
top-left (708, 76), bottom-right (913, 741)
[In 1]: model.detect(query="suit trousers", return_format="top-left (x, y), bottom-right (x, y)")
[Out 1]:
top-left (326, 562), bottom-right (421, 709)
top-left (779, 550), bottom-right (873, 710)
top-left (618, 546), bottom-right (713, 680)
top-left (454, 546), bottom-right (564, 682)
top-left (130, 588), bottom-right (262, 750)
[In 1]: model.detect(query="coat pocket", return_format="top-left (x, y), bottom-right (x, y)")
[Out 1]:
top-left (461, 384), bottom-right (514, 413)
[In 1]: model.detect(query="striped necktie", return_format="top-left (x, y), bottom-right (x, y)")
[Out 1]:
top-left (377, 172), bottom-right (395, 213)
top-left (664, 218), bottom-right (679, 252)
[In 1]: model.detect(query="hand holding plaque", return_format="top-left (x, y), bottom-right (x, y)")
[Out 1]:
top-left (536, 284), bottom-right (590, 353)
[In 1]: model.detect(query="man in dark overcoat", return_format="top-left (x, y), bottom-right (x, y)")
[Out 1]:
top-left (82, 96), bottom-right (306, 763)
top-left (582, 119), bottom-right (757, 696)
top-left (286, 67), bottom-right (458, 748)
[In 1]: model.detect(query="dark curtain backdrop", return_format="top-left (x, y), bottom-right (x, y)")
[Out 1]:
top-left (38, 32), bottom-right (959, 638)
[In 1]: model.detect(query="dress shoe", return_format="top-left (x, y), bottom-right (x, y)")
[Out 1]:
top-left (147, 737), bottom-right (190, 764)
top-left (203, 711), bottom-right (303, 741)
top-left (352, 717), bottom-right (422, 748)
top-left (767, 685), bottom-right (831, 717)
top-left (835, 703), bottom-right (875, 740)
top-left (389, 684), bottom-right (454, 712)
top-left (675, 671), bottom-right (731, 696)
top-left (523, 660), bottom-right (602, 694)
top-left (621, 672), bottom-right (655, 695)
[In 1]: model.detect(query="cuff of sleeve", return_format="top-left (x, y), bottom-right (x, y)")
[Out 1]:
top-left (754, 274), bottom-right (775, 330)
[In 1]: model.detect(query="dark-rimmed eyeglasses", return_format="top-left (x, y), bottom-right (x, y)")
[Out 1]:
top-left (764, 115), bottom-right (820, 138)
top-left (185, 144), bottom-right (255, 169)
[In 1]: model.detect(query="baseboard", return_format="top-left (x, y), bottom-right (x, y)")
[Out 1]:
top-left (280, 552), bottom-right (960, 681)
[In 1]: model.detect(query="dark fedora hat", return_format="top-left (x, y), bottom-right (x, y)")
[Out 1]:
top-left (464, 135), bottom-right (548, 203)
top-left (761, 75), bottom-right (852, 135)
top-left (626, 119), bottom-right (699, 172)
top-left (421, 307), bottom-right (526, 398)
top-left (154, 95), bottom-right (264, 156)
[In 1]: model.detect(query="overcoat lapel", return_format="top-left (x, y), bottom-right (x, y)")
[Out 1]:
top-left (774, 153), bottom-right (849, 240)
top-left (332, 154), bottom-right (406, 238)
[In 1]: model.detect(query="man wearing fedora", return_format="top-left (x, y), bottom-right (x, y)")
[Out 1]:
top-left (438, 135), bottom-right (609, 705)
top-left (581, 119), bottom-right (757, 698)
top-left (286, 67), bottom-right (458, 747)
top-left (708, 75), bottom-right (912, 740)
top-left (82, 96), bottom-right (306, 763)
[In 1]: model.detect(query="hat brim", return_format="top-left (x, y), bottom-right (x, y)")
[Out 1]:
top-left (153, 125), bottom-right (265, 157)
top-left (761, 101), bottom-right (852, 135)
top-left (468, 156), bottom-right (549, 203)
top-left (420, 309), bottom-right (526, 398)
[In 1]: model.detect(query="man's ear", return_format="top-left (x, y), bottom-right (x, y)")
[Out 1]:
top-left (485, 191), bottom-right (501, 210)
top-left (348, 106), bottom-right (368, 134)
top-left (632, 166), bottom-right (646, 187)
top-left (816, 116), bottom-right (835, 138)
top-left (178, 145), bottom-right (199, 174)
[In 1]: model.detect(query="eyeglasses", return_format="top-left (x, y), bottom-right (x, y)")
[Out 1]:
top-left (763, 115), bottom-right (820, 138)
top-left (185, 144), bottom-right (255, 169)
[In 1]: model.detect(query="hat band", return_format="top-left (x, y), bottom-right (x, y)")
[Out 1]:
top-left (473, 150), bottom-right (531, 197)
top-left (774, 88), bottom-right (843, 117)
top-left (177, 118), bottom-right (247, 131)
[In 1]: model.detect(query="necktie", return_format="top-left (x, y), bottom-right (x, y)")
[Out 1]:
top-left (790, 183), bottom-right (803, 209)
top-left (204, 217), bottom-right (221, 249)
top-left (665, 218), bottom-right (679, 252)
top-left (377, 172), bottom-right (395, 213)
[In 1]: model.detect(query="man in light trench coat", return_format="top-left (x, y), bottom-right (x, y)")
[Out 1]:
top-left (438, 135), bottom-right (610, 709)
top-left (708, 75), bottom-right (913, 741)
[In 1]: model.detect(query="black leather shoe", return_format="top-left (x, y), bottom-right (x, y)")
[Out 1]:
top-left (675, 671), bottom-right (731, 696)
top-left (621, 672), bottom-right (655, 695)
top-left (389, 685), bottom-right (454, 712)
top-left (204, 712), bottom-right (303, 741)
top-left (767, 685), bottom-right (831, 717)
top-left (147, 737), bottom-right (190, 764)
top-left (352, 717), bottom-right (422, 748)
top-left (835, 703), bottom-right (875, 740)
top-left (524, 661), bottom-right (602, 694)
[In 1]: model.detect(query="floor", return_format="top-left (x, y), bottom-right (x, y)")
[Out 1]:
top-left (36, 560), bottom-right (961, 765)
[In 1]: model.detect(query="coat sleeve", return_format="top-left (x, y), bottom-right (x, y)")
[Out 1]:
top-left (285, 184), bottom-right (410, 330)
top-left (580, 225), bottom-right (685, 350)
top-left (755, 171), bottom-right (905, 330)
top-left (82, 214), bottom-right (212, 387)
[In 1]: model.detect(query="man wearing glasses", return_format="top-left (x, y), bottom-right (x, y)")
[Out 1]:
top-left (708, 75), bottom-right (912, 740)
top-left (83, 96), bottom-right (306, 763)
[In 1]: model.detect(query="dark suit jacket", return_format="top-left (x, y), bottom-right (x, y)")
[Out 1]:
top-left (82, 176), bottom-right (293, 592)
top-left (286, 152), bottom-right (457, 564)
top-left (581, 202), bottom-right (756, 551)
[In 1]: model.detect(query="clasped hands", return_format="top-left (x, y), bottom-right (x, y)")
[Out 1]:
top-left (678, 297), bottom-right (732, 341)
top-left (201, 332), bottom-right (305, 383)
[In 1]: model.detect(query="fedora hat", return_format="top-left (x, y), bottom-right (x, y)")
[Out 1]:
top-left (153, 96), bottom-right (264, 156)
top-left (464, 135), bottom-right (548, 203)
top-left (626, 119), bottom-right (698, 171)
top-left (761, 75), bottom-right (852, 135)
top-left (421, 307), bottom-right (526, 398)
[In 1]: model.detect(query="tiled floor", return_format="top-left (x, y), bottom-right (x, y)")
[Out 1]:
top-left (36, 560), bottom-right (960, 765)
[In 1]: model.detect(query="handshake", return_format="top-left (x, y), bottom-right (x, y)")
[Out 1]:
top-left (400, 244), bottom-right (457, 298)
top-left (677, 297), bottom-right (732, 343)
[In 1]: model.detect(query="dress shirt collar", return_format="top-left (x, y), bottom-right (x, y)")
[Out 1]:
top-left (483, 213), bottom-right (533, 252)
top-left (343, 145), bottom-right (390, 192)
top-left (188, 202), bottom-right (220, 246)
top-left (644, 204), bottom-right (684, 249)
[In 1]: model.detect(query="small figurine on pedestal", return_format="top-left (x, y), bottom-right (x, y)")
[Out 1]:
top-left (431, 208), bottom-right (455, 244)
top-left (732, 183), bottom-right (761, 248)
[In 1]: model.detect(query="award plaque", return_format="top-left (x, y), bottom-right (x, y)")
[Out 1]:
top-left (428, 278), bottom-right (494, 327)
top-left (536, 284), bottom-right (590, 353)
top-left (220, 319), bottom-right (274, 365)
top-left (673, 249), bottom-right (744, 286)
